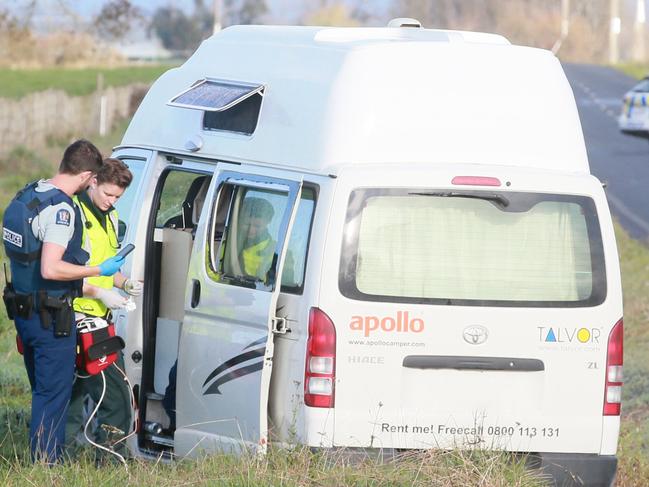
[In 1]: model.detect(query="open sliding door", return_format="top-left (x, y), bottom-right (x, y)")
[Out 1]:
top-left (175, 169), bottom-right (302, 457)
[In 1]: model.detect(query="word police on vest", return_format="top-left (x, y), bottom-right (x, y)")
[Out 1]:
top-left (3, 228), bottom-right (23, 248)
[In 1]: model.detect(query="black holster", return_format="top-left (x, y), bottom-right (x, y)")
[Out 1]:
top-left (37, 291), bottom-right (73, 337)
top-left (3, 285), bottom-right (33, 320)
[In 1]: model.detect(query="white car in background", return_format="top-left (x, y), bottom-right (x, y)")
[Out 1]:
top-left (619, 76), bottom-right (649, 137)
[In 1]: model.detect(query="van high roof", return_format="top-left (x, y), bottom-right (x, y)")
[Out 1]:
top-left (121, 24), bottom-right (589, 175)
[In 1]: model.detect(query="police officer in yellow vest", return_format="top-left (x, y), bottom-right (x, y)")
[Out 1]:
top-left (65, 158), bottom-right (141, 457)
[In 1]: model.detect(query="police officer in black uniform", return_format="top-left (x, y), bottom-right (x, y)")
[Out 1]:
top-left (2, 140), bottom-right (125, 463)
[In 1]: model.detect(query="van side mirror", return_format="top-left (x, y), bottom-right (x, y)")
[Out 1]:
top-left (118, 220), bottom-right (127, 243)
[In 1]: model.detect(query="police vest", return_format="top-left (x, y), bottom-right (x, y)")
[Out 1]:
top-left (73, 195), bottom-right (119, 317)
top-left (2, 181), bottom-right (88, 299)
top-left (242, 237), bottom-right (275, 280)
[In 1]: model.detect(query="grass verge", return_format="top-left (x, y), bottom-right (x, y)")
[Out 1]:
top-left (615, 223), bottom-right (649, 486)
top-left (614, 63), bottom-right (649, 80)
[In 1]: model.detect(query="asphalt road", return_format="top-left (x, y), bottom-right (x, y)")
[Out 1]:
top-left (563, 63), bottom-right (649, 241)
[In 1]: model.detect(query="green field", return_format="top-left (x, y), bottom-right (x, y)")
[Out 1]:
top-left (0, 65), bottom-right (176, 99)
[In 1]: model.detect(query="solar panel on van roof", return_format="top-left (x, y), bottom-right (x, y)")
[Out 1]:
top-left (167, 79), bottom-right (264, 112)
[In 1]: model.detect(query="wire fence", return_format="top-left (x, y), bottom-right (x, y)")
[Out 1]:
top-left (0, 83), bottom-right (149, 158)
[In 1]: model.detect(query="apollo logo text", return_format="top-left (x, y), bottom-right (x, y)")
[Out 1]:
top-left (349, 311), bottom-right (425, 337)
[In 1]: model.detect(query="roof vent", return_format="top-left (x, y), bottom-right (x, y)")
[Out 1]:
top-left (168, 78), bottom-right (264, 112)
top-left (387, 18), bottom-right (422, 28)
top-left (169, 78), bottom-right (265, 136)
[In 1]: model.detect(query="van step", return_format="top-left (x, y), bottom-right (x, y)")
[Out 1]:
top-left (139, 447), bottom-right (174, 462)
top-left (146, 432), bottom-right (174, 448)
top-left (146, 391), bottom-right (165, 400)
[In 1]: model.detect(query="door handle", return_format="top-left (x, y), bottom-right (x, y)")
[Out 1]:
top-left (190, 279), bottom-right (201, 308)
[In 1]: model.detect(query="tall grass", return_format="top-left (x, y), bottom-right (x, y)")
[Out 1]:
top-left (0, 446), bottom-right (545, 487)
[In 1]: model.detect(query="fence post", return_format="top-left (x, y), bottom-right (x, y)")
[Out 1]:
top-left (97, 73), bottom-right (107, 136)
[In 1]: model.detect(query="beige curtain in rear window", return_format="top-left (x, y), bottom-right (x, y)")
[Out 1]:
top-left (355, 196), bottom-right (592, 302)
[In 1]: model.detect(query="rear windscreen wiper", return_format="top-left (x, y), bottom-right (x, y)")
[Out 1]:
top-left (409, 191), bottom-right (510, 208)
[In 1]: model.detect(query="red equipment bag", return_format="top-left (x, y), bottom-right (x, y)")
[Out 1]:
top-left (76, 317), bottom-right (125, 375)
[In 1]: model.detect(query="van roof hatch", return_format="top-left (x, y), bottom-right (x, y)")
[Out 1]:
top-left (167, 78), bottom-right (264, 112)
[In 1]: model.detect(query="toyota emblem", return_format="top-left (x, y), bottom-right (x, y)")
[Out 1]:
top-left (463, 325), bottom-right (489, 345)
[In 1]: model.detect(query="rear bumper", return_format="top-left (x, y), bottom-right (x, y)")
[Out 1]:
top-left (619, 118), bottom-right (649, 136)
top-left (620, 127), bottom-right (649, 138)
top-left (527, 453), bottom-right (617, 487)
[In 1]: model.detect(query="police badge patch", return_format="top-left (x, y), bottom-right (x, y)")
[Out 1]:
top-left (56, 209), bottom-right (71, 226)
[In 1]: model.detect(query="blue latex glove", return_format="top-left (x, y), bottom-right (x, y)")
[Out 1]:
top-left (98, 255), bottom-right (125, 277)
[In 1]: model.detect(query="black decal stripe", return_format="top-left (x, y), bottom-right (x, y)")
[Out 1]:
top-left (202, 347), bottom-right (265, 388)
top-left (203, 361), bottom-right (264, 395)
top-left (244, 336), bottom-right (268, 350)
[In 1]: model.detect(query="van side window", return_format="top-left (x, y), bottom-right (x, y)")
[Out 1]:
top-left (280, 187), bottom-right (316, 293)
top-left (207, 184), bottom-right (291, 290)
top-left (203, 93), bottom-right (263, 135)
top-left (156, 172), bottom-right (212, 231)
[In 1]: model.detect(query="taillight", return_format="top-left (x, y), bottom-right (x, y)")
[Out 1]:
top-left (603, 319), bottom-right (623, 416)
top-left (304, 308), bottom-right (336, 408)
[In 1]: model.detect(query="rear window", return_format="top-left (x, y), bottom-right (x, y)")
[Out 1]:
top-left (339, 189), bottom-right (606, 307)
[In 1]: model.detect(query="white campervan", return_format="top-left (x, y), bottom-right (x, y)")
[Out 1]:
top-left (110, 23), bottom-right (623, 487)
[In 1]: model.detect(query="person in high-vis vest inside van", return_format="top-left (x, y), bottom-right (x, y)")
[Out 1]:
top-left (1, 140), bottom-right (125, 463)
top-left (65, 158), bottom-right (140, 457)
top-left (238, 197), bottom-right (276, 280)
